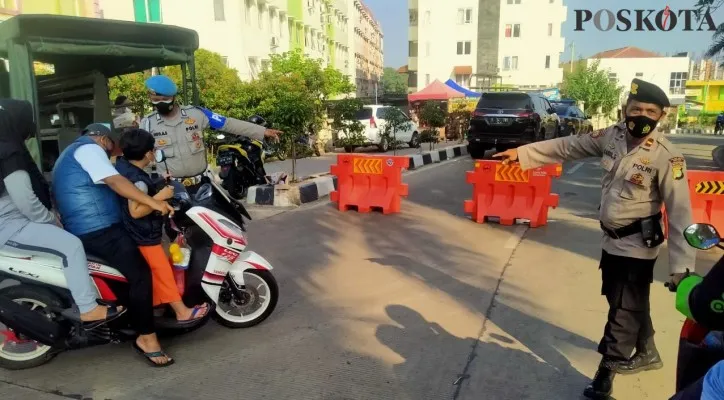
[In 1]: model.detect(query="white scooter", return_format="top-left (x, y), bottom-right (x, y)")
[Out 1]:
top-left (0, 150), bottom-right (278, 370)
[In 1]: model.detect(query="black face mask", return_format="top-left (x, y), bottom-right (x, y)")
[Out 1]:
top-left (625, 115), bottom-right (659, 138)
top-left (153, 101), bottom-right (174, 115)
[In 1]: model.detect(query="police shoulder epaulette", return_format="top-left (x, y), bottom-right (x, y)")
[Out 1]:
top-left (656, 135), bottom-right (676, 153)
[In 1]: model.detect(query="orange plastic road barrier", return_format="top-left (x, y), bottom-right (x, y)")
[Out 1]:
top-left (686, 170), bottom-right (724, 235)
top-left (330, 154), bottom-right (409, 214)
top-left (464, 160), bottom-right (562, 227)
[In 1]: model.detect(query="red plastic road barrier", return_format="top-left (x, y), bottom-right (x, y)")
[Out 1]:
top-left (686, 170), bottom-right (724, 235)
top-left (329, 154), bottom-right (409, 214)
top-left (464, 160), bottom-right (562, 227)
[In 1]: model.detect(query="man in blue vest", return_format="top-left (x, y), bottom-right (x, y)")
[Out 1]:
top-left (53, 123), bottom-right (176, 366)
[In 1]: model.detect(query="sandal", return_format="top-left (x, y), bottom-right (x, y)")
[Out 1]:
top-left (178, 303), bottom-right (209, 324)
top-left (82, 305), bottom-right (126, 331)
top-left (133, 342), bottom-right (175, 368)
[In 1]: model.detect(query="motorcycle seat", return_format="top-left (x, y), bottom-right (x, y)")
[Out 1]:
top-left (86, 253), bottom-right (111, 266)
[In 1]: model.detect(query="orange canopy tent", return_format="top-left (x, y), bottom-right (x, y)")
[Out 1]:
top-left (408, 79), bottom-right (465, 102)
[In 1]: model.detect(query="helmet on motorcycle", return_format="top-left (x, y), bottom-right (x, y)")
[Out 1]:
top-left (248, 115), bottom-right (269, 128)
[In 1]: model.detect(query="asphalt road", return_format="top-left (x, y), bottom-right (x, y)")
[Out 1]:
top-left (1, 133), bottom-right (722, 400)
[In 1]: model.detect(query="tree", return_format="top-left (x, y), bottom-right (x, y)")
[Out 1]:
top-left (108, 49), bottom-right (246, 118)
top-left (418, 102), bottom-right (446, 150)
top-left (561, 60), bottom-right (623, 116)
top-left (379, 107), bottom-right (412, 155)
top-left (381, 67), bottom-right (407, 95)
top-left (694, 1), bottom-right (724, 57)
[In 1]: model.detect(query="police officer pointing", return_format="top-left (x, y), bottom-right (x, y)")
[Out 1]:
top-left (141, 75), bottom-right (281, 187)
top-left (494, 79), bottom-right (696, 399)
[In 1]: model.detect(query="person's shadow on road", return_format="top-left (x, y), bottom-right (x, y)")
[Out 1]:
top-left (376, 304), bottom-right (602, 400)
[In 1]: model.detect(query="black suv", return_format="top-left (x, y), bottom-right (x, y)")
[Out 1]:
top-left (467, 92), bottom-right (560, 159)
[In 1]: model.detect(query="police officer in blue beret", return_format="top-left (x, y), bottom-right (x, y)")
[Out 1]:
top-left (140, 75), bottom-right (281, 188)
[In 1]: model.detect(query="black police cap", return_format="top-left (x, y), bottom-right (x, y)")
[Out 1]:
top-left (628, 78), bottom-right (670, 108)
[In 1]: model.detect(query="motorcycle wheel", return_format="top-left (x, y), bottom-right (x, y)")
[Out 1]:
top-left (213, 270), bottom-right (279, 329)
top-left (0, 285), bottom-right (65, 370)
top-left (275, 148), bottom-right (288, 161)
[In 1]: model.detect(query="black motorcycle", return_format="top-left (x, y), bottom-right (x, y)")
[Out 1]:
top-left (216, 115), bottom-right (270, 199)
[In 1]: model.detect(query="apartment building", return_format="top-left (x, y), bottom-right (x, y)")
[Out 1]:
top-left (99, 0), bottom-right (358, 82)
top-left (1, 0), bottom-right (100, 21)
top-left (407, 0), bottom-right (566, 93)
top-left (582, 47), bottom-right (690, 106)
top-left (353, 0), bottom-right (382, 97)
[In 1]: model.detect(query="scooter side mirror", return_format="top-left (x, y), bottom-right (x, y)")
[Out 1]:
top-left (684, 223), bottom-right (721, 250)
top-left (154, 149), bottom-right (166, 163)
top-left (216, 134), bottom-right (226, 140)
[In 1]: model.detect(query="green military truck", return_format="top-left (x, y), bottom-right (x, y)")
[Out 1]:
top-left (0, 14), bottom-right (200, 173)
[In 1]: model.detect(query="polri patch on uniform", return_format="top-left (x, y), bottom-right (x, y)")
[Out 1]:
top-left (670, 157), bottom-right (685, 180)
top-left (628, 173), bottom-right (645, 186)
top-left (185, 118), bottom-right (196, 125)
top-left (590, 129), bottom-right (605, 139)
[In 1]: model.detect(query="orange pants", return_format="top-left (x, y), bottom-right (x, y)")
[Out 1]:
top-left (138, 245), bottom-right (182, 306)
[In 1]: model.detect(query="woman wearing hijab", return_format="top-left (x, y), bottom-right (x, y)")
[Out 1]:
top-left (0, 99), bottom-right (124, 324)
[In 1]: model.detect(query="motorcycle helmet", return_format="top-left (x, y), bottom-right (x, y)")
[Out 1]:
top-left (248, 115), bottom-right (269, 128)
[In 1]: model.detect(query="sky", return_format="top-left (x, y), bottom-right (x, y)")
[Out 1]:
top-left (363, 0), bottom-right (724, 69)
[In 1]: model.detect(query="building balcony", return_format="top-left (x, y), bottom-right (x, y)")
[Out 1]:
top-left (408, 26), bottom-right (417, 41)
top-left (408, 56), bottom-right (417, 70)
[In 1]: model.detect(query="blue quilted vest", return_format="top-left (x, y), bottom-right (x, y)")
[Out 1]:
top-left (52, 136), bottom-right (121, 236)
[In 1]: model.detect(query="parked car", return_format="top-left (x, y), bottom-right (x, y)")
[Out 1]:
top-left (343, 105), bottom-right (420, 153)
top-left (552, 103), bottom-right (593, 136)
top-left (467, 92), bottom-right (560, 159)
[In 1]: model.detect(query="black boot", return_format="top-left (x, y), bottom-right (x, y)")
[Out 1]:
top-left (583, 359), bottom-right (617, 399)
top-left (616, 337), bottom-right (663, 375)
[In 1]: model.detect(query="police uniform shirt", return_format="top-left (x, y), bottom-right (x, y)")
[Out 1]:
top-left (141, 105), bottom-right (266, 178)
top-left (517, 124), bottom-right (696, 274)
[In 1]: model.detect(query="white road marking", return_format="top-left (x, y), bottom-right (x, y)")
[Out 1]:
top-left (504, 225), bottom-right (528, 249)
top-left (566, 162), bottom-right (585, 175)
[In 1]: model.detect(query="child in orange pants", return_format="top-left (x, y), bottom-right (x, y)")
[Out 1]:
top-left (116, 128), bottom-right (208, 322)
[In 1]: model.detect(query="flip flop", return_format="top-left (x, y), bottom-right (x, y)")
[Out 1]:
top-left (178, 303), bottom-right (209, 323)
top-left (132, 342), bottom-right (175, 368)
top-left (82, 305), bottom-right (127, 331)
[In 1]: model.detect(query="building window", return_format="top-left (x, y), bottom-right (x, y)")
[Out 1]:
top-left (635, 72), bottom-right (644, 77)
top-left (608, 73), bottom-right (617, 83)
top-left (220, 56), bottom-right (229, 67)
top-left (455, 74), bottom-right (471, 87)
top-left (507, 0), bottom-right (521, 4)
top-left (670, 72), bottom-right (688, 95)
top-left (133, 0), bottom-right (162, 23)
top-left (548, 23), bottom-right (553, 36)
top-left (426, 74), bottom-right (430, 85)
top-left (456, 41), bottom-right (471, 55)
top-left (245, 0), bottom-right (251, 24)
top-left (505, 24), bottom-right (520, 38)
top-left (457, 8), bottom-right (472, 24)
top-left (425, 42), bottom-right (430, 57)
top-left (545, 55), bottom-right (550, 69)
top-left (503, 56), bottom-right (511, 70)
top-left (258, 6), bottom-right (264, 28)
top-left (424, 10), bottom-right (431, 24)
top-left (512, 56), bottom-right (518, 70)
top-left (409, 41), bottom-right (418, 57)
top-left (214, 0), bottom-right (225, 21)
top-left (409, 9), bottom-right (418, 26)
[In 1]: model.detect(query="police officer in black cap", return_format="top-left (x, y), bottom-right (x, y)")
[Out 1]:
top-left (495, 79), bottom-right (696, 398)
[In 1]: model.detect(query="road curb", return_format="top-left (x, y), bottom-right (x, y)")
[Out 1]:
top-left (408, 144), bottom-right (468, 170)
top-left (245, 144), bottom-right (469, 207)
top-left (669, 128), bottom-right (716, 135)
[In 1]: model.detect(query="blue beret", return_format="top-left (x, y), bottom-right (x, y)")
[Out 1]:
top-left (145, 75), bottom-right (178, 97)
top-left (628, 78), bottom-right (670, 108)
